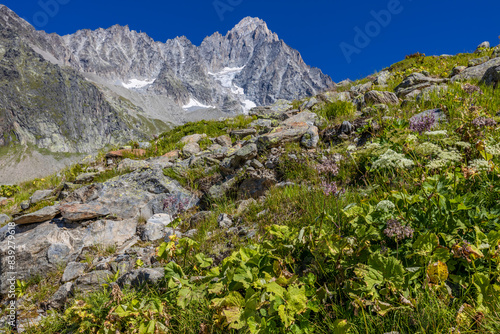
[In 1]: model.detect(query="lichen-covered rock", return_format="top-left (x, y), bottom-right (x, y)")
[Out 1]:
top-left (364, 91), bottom-right (399, 106)
top-left (451, 57), bottom-right (500, 82)
top-left (60, 203), bottom-right (110, 222)
top-left (48, 282), bottom-right (73, 309)
top-left (301, 126), bottom-right (319, 148)
top-left (182, 142), bottom-right (201, 157)
top-left (257, 122), bottom-right (310, 149)
top-left (395, 73), bottom-right (447, 97)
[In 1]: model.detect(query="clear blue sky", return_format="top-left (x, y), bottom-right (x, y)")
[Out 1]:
top-left (3, 0), bottom-right (500, 82)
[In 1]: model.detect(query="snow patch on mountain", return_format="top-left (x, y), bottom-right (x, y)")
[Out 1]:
top-left (183, 98), bottom-right (216, 111)
top-left (122, 79), bottom-right (155, 89)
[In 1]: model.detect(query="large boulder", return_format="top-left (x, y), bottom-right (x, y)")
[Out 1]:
top-left (364, 91), bottom-right (399, 105)
top-left (0, 218), bottom-right (137, 295)
top-left (257, 122), bottom-right (310, 149)
top-left (117, 268), bottom-right (164, 288)
top-left (65, 168), bottom-right (198, 220)
top-left (62, 262), bottom-right (88, 283)
top-left (481, 65), bottom-right (500, 87)
top-left (394, 73), bottom-right (447, 98)
top-left (451, 57), bottom-right (500, 82)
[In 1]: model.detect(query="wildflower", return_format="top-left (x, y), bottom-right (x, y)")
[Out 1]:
top-left (321, 181), bottom-right (343, 197)
top-left (423, 130), bottom-right (448, 137)
top-left (365, 142), bottom-right (382, 150)
top-left (384, 219), bottom-right (414, 241)
top-left (405, 134), bottom-right (418, 143)
top-left (371, 149), bottom-right (414, 170)
top-left (347, 145), bottom-right (356, 151)
top-left (469, 159), bottom-right (492, 172)
top-left (471, 117), bottom-right (497, 128)
top-left (316, 159), bottom-right (339, 176)
top-left (486, 142), bottom-right (500, 156)
top-left (427, 149), bottom-right (462, 168)
top-left (376, 200), bottom-right (395, 212)
top-left (455, 141), bottom-right (472, 149)
top-left (409, 113), bottom-right (436, 135)
top-left (163, 195), bottom-right (190, 216)
top-left (461, 83), bottom-right (483, 95)
top-left (415, 142), bottom-right (442, 156)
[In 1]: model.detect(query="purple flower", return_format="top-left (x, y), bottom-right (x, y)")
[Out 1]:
top-left (384, 219), bottom-right (414, 241)
top-left (163, 195), bottom-right (190, 216)
top-left (321, 181), bottom-right (344, 197)
top-left (471, 117), bottom-right (497, 128)
top-left (316, 160), bottom-right (339, 176)
top-left (409, 113), bottom-right (436, 135)
top-left (462, 83), bottom-right (483, 95)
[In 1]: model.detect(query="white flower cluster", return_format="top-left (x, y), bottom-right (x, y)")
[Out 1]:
top-left (469, 159), bottom-right (492, 172)
top-left (347, 145), bottom-right (357, 151)
top-left (371, 149), bottom-right (415, 170)
top-left (405, 134), bottom-right (418, 143)
top-left (415, 142), bottom-right (442, 156)
top-left (424, 130), bottom-right (448, 137)
top-left (455, 141), bottom-right (472, 150)
top-left (365, 142), bottom-right (381, 150)
top-left (376, 200), bottom-right (396, 212)
top-left (427, 149), bottom-right (462, 169)
top-left (486, 142), bottom-right (500, 156)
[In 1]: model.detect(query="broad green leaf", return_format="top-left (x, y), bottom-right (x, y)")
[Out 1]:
top-left (278, 304), bottom-right (292, 328)
top-left (195, 253), bottom-right (214, 268)
top-left (164, 261), bottom-right (184, 279)
top-left (331, 319), bottom-right (350, 334)
top-left (426, 261), bottom-right (448, 284)
top-left (265, 281), bottom-right (286, 299)
top-left (413, 232), bottom-right (439, 256)
top-left (285, 285), bottom-right (308, 315)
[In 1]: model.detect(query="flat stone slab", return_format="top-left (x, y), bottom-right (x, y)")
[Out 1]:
top-left (14, 205), bottom-right (60, 225)
top-left (60, 203), bottom-right (110, 222)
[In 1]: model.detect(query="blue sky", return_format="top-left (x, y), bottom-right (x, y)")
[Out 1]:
top-left (3, 0), bottom-right (500, 82)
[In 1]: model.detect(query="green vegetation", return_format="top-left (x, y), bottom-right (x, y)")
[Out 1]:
top-left (2, 49), bottom-right (500, 334)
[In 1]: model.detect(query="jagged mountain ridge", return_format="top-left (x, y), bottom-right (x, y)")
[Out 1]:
top-left (0, 6), bottom-right (333, 112)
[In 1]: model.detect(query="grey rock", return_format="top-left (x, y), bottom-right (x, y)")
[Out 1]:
top-left (374, 71), bottom-right (391, 85)
top-left (0, 214), bottom-right (10, 225)
top-left (451, 66), bottom-right (466, 76)
top-left (76, 168), bottom-right (198, 220)
top-left (48, 282), bottom-right (73, 309)
top-left (220, 144), bottom-right (258, 173)
top-left (468, 56), bottom-right (489, 67)
top-left (138, 142), bottom-right (151, 149)
top-left (452, 57), bottom-right (500, 82)
top-left (218, 214), bottom-right (234, 229)
top-left (238, 170), bottom-right (277, 199)
top-left (394, 73), bottom-right (447, 97)
top-left (118, 158), bottom-right (148, 171)
top-left (74, 270), bottom-right (113, 292)
top-left (230, 128), bottom-right (257, 138)
top-left (340, 121), bottom-right (354, 135)
top-left (182, 142), bottom-right (201, 157)
top-left (30, 189), bottom-right (53, 205)
top-left (276, 181), bottom-right (296, 188)
top-left (117, 268), bottom-right (164, 287)
top-left (62, 262), bottom-right (88, 283)
top-left (188, 211), bottom-right (211, 228)
top-left (481, 65), bottom-right (500, 86)
top-left (303, 97), bottom-right (318, 109)
top-left (20, 200), bottom-right (30, 210)
top-left (183, 229), bottom-right (198, 238)
top-left (491, 47), bottom-right (500, 59)
top-left (250, 159), bottom-right (264, 169)
top-left (236, 198), bottom-right (257, 215)
top-left (301, 126), bottom-right (319, 148)
top-left (74, 172), bottom-right (99, 184)
top-left (257, 122), bottom-right (310, 149)
top-left (141, 214), bottom-right (173, 241)
top-left (164, 227), bottom-right (183, 240)
top-left (476, 41), bottom-right (490, 51)
top-left (208, 176), bottom-right (239, 199)
top-left (14, 205), bottom-right (60, 225)
top-left (60, 203), bottom-right (109, 222)
top-left (180, 134), bottom-right (207, 144)
top-left (215, 135), bottom-right (232, 147)
top-left (350, 82), bottom-right (372, 97)
top-left (364, 91), bottom-right (399, 105)
top-left (282, 111), bottom-right (317, 127)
